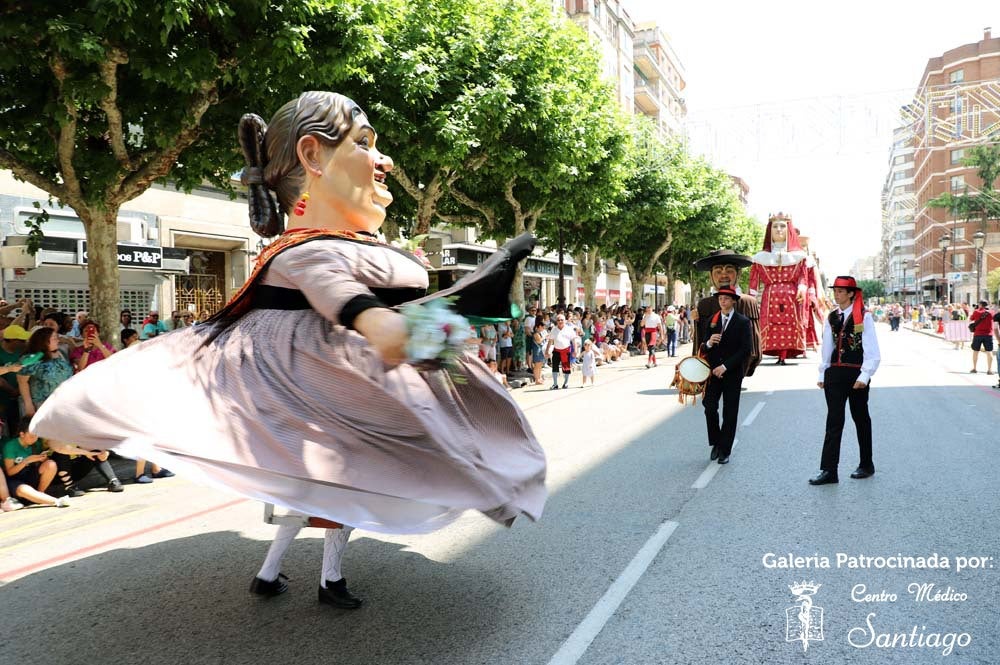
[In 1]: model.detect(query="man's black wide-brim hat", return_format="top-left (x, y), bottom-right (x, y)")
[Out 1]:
top-left (693, 249), bottom-right (753, 272)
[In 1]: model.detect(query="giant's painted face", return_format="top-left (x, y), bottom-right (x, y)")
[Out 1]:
top-left (771, 220), bottom-right (788, 244)
top-left (710, 264), bottom-right (739, 289)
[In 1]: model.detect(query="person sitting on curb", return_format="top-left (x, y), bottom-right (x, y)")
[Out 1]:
top-left (3, 416), bottom-right (70, 508)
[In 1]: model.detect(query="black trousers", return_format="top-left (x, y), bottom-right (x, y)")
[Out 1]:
top-left (820, 368), bottom-right (873, 472)
top-left (52, 453), bottom-right (116, 492)
top-left (703, 373), bottom-right (743, 456)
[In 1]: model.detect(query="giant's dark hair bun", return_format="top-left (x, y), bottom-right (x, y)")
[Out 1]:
top-left (238, 113), bottom-right (283, 238)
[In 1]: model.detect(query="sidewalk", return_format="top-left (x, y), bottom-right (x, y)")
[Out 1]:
top-left (897, 320), bottom-right (1000, 384)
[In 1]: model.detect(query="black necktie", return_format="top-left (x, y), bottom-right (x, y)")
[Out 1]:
top-left (722, 315), bottom-right (729, 332)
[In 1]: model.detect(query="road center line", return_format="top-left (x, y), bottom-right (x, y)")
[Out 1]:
top-left (691, 463), bottom-right (721, 489)
top-left (740, 401), bottom-right (766, 428)
top-left (691, 438), bottom-right (737, 489)
top-left (546, 520), bottom-right (679, 665)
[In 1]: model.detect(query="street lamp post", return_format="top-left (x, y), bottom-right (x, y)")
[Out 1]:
top-left (938, 233), bottom-right (951, 304)
top-left (902, 259), bottom-right (909, 305)
top-left (973, 231), bottom-right (986, 303)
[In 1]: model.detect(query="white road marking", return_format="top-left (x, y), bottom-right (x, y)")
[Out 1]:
top-left (691, 438), bottom-right (737, 489)
top-left (546, 520), bottom-right (680, 665)
top-left (740, 401), bottom-right (766, 428)
top-left (692, 462), bottom-right (722, 489)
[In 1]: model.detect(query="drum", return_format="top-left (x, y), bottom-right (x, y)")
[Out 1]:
top-left (672, 355), bottom-right (711, 405)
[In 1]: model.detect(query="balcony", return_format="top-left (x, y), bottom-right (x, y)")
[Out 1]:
top-left (633, 43), bottom-right (664, 82)
top-left (634, 82), bottom-right (662, 114)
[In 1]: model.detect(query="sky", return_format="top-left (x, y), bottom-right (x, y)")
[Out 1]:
top-left (624, 0), bottom-right (1000, 275)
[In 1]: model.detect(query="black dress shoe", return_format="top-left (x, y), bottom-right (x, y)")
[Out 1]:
top-left (808, 470), bottom-right (838, 485)
top-left (249, 573), bottom-right (288, 597)
top-left (318, 578), bottom-right (363, 609)
top-left (717, 455), bottom-right (730, 465)
top-left (850, 467), bottom-right (875, 479)
top-left (710, 445), bottom-right (719, 461)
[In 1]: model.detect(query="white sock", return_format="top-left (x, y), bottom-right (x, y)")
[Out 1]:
top-left (320, 527), bottom-right (353, 588)
top-left (257, 524), bottom-right (300, 582)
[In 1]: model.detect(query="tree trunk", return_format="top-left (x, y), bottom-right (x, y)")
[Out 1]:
top-left (623, 259), bottom-right (649, 309)
top-left (81, 207), bottom-right (123, 347)
top-left (574, 249), bottom-right (599, 310)
top-left (382, 218), bottom-right (400, 243)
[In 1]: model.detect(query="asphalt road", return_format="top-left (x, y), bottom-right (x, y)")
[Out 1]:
top-left (1, 323), bottom-right (998, 665)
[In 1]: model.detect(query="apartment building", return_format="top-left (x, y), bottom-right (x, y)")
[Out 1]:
top-left (910, 28), bottom-right (1000, 304)
top-left (632, 22), bottom-right (687, 136)
top-left (880, 123), bottom-right (917, 303)
top-left (563, 0), bottom-right (636, 115)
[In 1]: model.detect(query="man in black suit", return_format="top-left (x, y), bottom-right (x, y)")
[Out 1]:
top-left (700, 287), bottom-right (752, 465)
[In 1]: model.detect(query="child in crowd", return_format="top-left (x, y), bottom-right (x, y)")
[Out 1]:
top-left (581, 339), bottom-right (597, 387)
top-left (487, 360), bottom-right (510, 389)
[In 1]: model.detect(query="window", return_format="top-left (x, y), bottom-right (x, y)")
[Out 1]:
top-left (949, 69), bottom-right (964, 84)
top-left (952, 254), bottom-right (966, 269)
top-left (894, 170), bottom-right (908, 181)
top-left (952, 227), bottom-right (965, 240)
top-left (951, 148), bottom-right (965, 165)
top-left (951, 175), bottom-right (965, 191)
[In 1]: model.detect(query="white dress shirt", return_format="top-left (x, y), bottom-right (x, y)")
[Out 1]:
top-left (818, 306), bottom-right (881, 385)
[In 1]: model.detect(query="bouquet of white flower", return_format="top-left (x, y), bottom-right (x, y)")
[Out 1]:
top-left (400, 297), bottom-right (470, 373)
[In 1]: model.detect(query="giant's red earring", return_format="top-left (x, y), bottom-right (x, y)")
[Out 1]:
top-left (293, 191), bottom-right (310, 216)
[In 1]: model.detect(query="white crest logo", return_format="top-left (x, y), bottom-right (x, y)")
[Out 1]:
top-left (786, 581), bottom-right (824, 652)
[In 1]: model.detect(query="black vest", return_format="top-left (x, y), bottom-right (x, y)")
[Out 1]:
top-left (829, 310), bottom-right (864, 367)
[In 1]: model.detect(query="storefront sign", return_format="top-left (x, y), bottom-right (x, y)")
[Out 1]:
top-left (78, 241), bottom-right (163, 269)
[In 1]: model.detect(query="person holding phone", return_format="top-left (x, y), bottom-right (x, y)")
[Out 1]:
top-left (70, 321), bottom-right (115, 373)
top-left (3, 416), bottom-right (69, 507)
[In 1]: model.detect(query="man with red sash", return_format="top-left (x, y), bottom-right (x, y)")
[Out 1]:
top-left (809, 276), bottom-right (881, 485)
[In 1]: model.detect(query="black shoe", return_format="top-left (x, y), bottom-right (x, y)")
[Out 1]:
top-left (66, 485), bottom-right (86, 498)
top-left (808, 470), bottom-right (838, 485)
top-left (850, 467), bottom-right (875, 479)
top-left (717, 455), bottom-right (730, 465)
top-left (710, 445), bottom-right (719, 461)
top-left (318, 578), bottom-right (363, 609)
top-left (249, 573), bottom-right (288, 597)
top-left (107, 479), bottom-right (124, 493)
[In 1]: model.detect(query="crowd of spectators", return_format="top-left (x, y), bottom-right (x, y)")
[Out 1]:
top-left (469, 302), bottom-right (691, 390)
top-left (1, 299), bottom-right (178, 512)
top-left (874, 299), bottom-right (1000, 388)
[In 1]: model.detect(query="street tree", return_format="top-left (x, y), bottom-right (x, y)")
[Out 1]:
top-left (608, 119), bottom-right (705, 305)
top-left (360, 0), bottom-right (522, 240)
top-left (856, 279), bottom-right (886, 298)
top-left (0, 0), bottom-right (393, 339)
top-left (444, 0), bottom-right (619, 309)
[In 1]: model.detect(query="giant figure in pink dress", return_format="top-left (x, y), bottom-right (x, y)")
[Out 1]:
top-left (748, 213), bottom-right (809, 365)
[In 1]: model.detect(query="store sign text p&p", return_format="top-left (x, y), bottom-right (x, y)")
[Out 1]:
top-left (78, 241), bottom-right (162, 269)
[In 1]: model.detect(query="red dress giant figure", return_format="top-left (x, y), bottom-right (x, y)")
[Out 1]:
top-left (748, 213), bottom-right (808, 365)
top-left (798, 234), bottom-right (829, 352)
